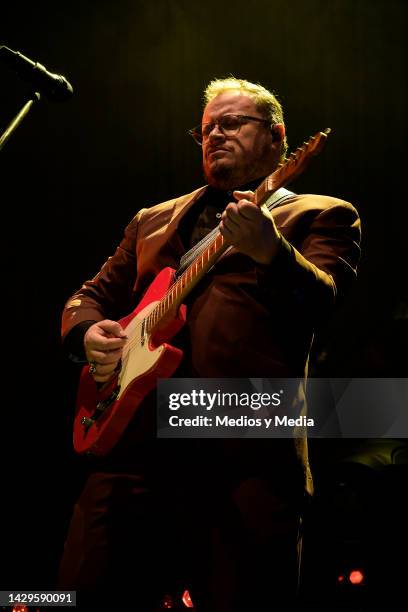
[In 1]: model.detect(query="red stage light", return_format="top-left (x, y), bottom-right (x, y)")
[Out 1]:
top-left (162, 594), bottom-right (174, 608)
top-left (182, 589), bottom-right (194, 607)
top-left (349, 569), bottom-right (364, 585)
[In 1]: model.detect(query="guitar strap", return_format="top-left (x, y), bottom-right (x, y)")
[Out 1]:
top-left (175, 186), bottom-right (295, 278)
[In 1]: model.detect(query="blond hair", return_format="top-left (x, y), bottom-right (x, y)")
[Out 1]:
top-left (204, 77), bottom-right (288, 160)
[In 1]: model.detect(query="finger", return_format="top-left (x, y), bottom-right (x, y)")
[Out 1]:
top-left (222, 207), bottom-right (241, 228)
top-left (236, 201), bottom-right (261, 220)
top-left (102, 336), bottom-right (127, 349)
top-left (93, 362), bottom-right (119, 375)
top-left (88, 336), bottom-right (127, 352)
top-left (219, 220), bottom-right (235, 242)
top-left (233, 190), bottom-right (255, 202)
top-left (84, 323), bottom-right (127, 353)
top-left (222, 216), bottom-right (241, 236)
top-left (224, 202), bottom-right (240, 218)
top-left (225, 199), bottom-right (258, 221)
top-left (87, 348), bottom-right (123, 365)
top-left (98, 320), bottom-right (128, 338)
top-left (89, 362), bottom-right (119, 383)
top-left (227, 198), bottom-right (254, 209)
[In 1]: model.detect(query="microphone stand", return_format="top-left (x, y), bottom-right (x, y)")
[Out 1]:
top-left (0, 91), bottom-right (41, 152)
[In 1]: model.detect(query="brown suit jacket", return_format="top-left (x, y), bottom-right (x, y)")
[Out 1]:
top-left (62, 187), bottom-right (361, 492)
top-left (63, 186), bottom-right (360, 374)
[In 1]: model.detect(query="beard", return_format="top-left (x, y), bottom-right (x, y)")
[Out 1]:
top-left (203, 160), bottom-right (234, 189)
top-left (202, 143), bottom-right (275, 191)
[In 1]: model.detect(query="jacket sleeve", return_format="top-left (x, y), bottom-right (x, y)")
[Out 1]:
top-left (61, 208), bottom-right (146, 347)
top-left (256, 199), bottom-right (361, 320)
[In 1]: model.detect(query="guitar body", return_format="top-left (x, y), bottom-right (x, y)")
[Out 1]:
top-left (73, 267), bottom-right (186, 456)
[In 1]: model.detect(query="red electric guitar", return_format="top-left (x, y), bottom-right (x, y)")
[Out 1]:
top-left (74, 128), bottom-right (331, 455)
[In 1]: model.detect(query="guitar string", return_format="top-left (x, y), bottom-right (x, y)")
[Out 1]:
top-left (121, 182), bottom-right (295, 357)
top-left (138, 165), bottom-right (294, 338)
top-left (118, 140), bottom-right (313, 357)
top-left (120, 184), bottom-right (287, 358)
top-left (122, 231), bottom-right (223, 356)
top-left (138, 173), bottom-right (275, 339)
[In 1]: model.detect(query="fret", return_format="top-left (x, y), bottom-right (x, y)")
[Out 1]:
top-left (143, 129), bottom-right (330, 335)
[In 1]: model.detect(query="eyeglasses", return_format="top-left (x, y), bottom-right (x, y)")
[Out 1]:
top-left (188, 113), bottom-right (271, 146)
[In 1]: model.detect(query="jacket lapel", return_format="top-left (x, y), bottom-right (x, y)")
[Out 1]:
top-left (164, 186), bottom-right (207, 257)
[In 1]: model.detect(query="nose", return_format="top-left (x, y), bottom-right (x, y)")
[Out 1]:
top-left (207, 122), bottom-right (224, 141)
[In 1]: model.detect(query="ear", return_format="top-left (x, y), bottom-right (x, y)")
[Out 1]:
top-left (271, 123), bottom-right (285, 142)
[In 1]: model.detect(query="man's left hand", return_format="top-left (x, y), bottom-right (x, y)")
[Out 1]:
top-left (219, 190), bottom-right (281, 265)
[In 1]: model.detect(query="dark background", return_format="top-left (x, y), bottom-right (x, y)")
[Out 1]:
top-left (1, 0), bottom-right (407, 608)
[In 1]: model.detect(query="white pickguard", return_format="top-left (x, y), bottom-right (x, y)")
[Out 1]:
top-left (117, 301), bottom-right (164, 400)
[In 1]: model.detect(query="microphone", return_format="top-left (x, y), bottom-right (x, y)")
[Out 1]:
top-left (0, 45), bottom-right (73, 102)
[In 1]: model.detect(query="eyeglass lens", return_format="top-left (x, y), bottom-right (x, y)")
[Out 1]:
top-left (201, 115), bottom-right (242, 140)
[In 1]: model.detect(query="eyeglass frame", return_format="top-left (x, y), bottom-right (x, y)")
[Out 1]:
top-left (188, 113), bottom-right (272, 146)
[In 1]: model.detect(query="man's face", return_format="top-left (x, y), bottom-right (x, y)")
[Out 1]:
top-left (201, 91), bottom-right (278, 190)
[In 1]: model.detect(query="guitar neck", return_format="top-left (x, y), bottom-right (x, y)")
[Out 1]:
top-left (145, 128), bottom-right (331, 334)
top-left (146, 174), bottom-right (282, 331)
top-left (145, 233), bottom-right (227, 334)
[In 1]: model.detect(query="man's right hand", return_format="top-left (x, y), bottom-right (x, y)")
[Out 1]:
top-left (84, 320), bottom-right (127, 383)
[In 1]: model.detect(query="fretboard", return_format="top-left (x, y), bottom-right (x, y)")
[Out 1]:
top-left (145, 128), bottom-right (331, 334)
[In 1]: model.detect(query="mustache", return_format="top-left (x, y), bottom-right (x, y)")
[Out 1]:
top-left (205, 145), bottom-right (229, 155)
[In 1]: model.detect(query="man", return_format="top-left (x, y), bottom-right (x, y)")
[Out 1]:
top-left (59, 78), bottom-right (361, 610)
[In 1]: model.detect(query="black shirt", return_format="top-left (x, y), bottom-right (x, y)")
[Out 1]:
top-left (178, 177), bottom-right (265, 251)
